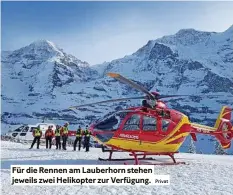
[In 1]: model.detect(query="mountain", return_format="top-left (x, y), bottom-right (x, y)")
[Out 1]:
top-left (1, 40), bottom-right (99, 129)
top-left (93, 25), bottom-right (233, 118)
top-left (1, 26), bottom-right (233, 154)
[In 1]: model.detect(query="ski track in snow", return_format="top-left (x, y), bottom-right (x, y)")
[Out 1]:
top-left (1, 141), bottom-right (233, 195)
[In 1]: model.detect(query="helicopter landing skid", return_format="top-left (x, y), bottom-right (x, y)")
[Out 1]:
top-left (98, 157), bottom-right (154, 161)
top-left (98, 150), bottom-right (154, 161)
top-left (124, 152), bottom-right (186, 165)
top-left (98, 149), bottom-right (186, 165)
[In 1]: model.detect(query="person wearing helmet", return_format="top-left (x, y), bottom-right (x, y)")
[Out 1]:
top-left (29, 126), bottom-right (42, 149)
top-left (73, 125), bottom-right (83, 151)
top-left (45, 126), bottom-right (54, 149)
top-left (83, 125), bottom-right (92, 152)
top-left (55, 125), bottom-right (61, 150)
top-left (61, 122), bottom-right (69, 150)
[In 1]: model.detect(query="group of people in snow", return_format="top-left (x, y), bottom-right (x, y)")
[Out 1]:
top-left (29, 122), bottom-right (92, 152)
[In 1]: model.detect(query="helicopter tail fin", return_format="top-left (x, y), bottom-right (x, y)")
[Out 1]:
top-left (214, 106), bottom-right (232, 129)
top-left (214, 106), bottom-right (233, 149)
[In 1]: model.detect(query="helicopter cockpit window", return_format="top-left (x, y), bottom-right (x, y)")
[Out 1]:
top-left (22, 126), bottom-right (29, 132)
top-left (162, 119), bottom-right (170, 132)
top-left (123, 114), bottom-right (140, 131)
top-left (143, 116), bottom-right (157, 131)
top-left (13, 126), bottom-right (25, 132)
top-left (95, 111), bottom-right (129, 131)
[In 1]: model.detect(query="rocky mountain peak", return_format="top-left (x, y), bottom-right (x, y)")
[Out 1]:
top-left (157, 28), bottom-right (213, 46)
top-left (8, 39), bottom-right (64, 62)
top-left (29, 39), bottom-right (62, 52)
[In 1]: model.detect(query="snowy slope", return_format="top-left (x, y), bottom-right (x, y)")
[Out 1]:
top-left (1, 141), bottom-right (233, 195)
top-left (1, 26), bottom-right (233, 154)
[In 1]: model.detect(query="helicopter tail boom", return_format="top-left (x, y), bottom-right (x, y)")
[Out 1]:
top-left (190, 106), bottom-right (233, 149)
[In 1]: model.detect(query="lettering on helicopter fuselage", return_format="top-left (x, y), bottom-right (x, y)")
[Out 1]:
top-left (119, 134), bottom-right (139, 140)
top-left (192, 126), bottom-right (210, 134)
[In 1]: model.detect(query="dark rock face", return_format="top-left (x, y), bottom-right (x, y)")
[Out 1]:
top-left (201, 72), bottom-right (233, 94)
top-left (149, 43), bottom-right (174, 60)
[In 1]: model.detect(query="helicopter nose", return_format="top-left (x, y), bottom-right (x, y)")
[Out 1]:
top-left (88, 123), bottom-right (115, 143)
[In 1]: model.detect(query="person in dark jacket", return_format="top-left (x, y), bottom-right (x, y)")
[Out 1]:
top-left (29, 126), bottom-right (42, 149)
top-left (55, 125), bottom-right (61, 150)
top-left (45, 126), bottom-right (54, 149)
top-left (73, 126), bottom-right (82, 151)
top-left (83, 125), bottom-right (92, 152)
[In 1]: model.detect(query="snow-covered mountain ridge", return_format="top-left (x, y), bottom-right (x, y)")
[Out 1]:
top-left (1, 26), bottom-right (233, 154)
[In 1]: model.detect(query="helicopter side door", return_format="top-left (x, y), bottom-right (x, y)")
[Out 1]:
top-left (139, 115), bottom-right (162, 144)
top-left (158, 117), bottom-right (172, 137)
top-left (118, 113), bottom-right (141, 144)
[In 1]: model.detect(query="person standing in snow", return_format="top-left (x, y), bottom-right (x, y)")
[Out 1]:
top-left (83, 125), bottom-right (91, 152)
top-left (29, 126), bottom-right (42, 149)
top-left (73, 125), bottom-right (83, 151)
top-left (45, 126), bottom-right (54, 149)
top-left (61, 122), bottom-right (69, 150)
top-left (55, 125), bottom-right (61, 150)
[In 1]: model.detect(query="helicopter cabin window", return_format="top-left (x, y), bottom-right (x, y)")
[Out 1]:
top-left (123, 114), bottom-right (140, 131)
top-left (162, 119), bottom-right (170, 132)
top-left (95, 111), bottom-right (129, 131)
top-left (143, 116), bottom-right (157, 131)
top-left (12, 133), bottom-right (18, 137)
top-left (22, 126), bottom-right (29, 132)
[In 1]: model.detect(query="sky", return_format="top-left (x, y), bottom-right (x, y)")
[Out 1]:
top-left (1, 1), bottom-right (233, 65)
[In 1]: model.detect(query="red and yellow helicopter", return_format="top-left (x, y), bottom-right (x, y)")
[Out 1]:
top-left (69, 73), bottom-right (233, 165)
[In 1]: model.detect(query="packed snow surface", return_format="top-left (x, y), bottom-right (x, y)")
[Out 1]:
top-left (1, 141), bottom-right (233, 195)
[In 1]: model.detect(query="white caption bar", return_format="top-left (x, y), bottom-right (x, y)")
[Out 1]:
top-left (11, 165), bottom-right (170, 186)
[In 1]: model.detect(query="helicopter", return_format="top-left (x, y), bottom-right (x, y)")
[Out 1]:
top-left (69, 73), bottom-right (233, 165)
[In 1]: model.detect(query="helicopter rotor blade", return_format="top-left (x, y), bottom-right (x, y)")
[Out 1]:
top-left (69, 96), bottom-right (146, 109)
top-left (107, 72), bottom-right (154, 99)
top-left (158, 94), bottom-right (233, 99)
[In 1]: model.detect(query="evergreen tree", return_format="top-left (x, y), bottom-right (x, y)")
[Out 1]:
top-left (214, 139), bottom-right (226, 155)
top-left (188, 137), bottom-right (196, 154)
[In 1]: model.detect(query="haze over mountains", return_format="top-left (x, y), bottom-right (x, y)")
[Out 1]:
top-left (1, 25), bottom-right (233, 153)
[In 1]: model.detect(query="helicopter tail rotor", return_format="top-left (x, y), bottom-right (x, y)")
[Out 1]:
top-left (214, 106), bottom-right (233, 149)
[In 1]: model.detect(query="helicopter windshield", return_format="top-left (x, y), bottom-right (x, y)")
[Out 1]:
top-left (94, 111), bottom-right (130, 131)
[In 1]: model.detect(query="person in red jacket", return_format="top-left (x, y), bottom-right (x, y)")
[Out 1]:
top-left (45, 126), bottom-right (54, 149)
top-left (60, 122), bottom-right (69, 150)
top-left (29, 126), bottom-right (42, 149)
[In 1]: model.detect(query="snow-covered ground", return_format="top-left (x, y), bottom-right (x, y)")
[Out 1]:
top-left (1, 141), bottom-right (233, 195)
